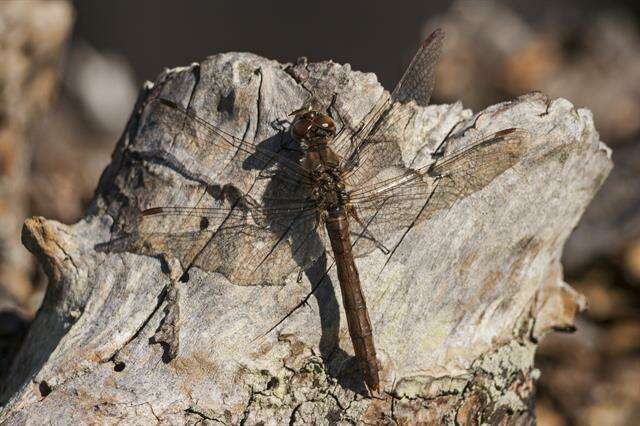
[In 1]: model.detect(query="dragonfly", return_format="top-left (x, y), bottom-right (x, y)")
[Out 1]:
top-left (105, 28), bottom-right (526, 394)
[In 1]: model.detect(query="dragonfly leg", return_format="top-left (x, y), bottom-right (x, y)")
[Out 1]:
top-left (270, 118), bottom-right (305, 154)
top-left (315, 209), bottom-right (327, 230)
top-left (256, 170), bottom-right (277, 180)
top-left (270, 118), bottom-right (291, 133)
top-left (346, 205), bottom-right (390, 255)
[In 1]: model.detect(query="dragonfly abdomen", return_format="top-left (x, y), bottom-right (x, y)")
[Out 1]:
top-left (325, 207), bottom-right (380, 393)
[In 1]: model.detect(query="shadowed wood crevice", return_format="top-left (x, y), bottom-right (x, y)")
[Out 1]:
top-left (0, 51), bottom-right (610, 424)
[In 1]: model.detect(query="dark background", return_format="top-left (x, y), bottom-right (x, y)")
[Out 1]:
top-left (70, 0), bottom-right (638, 97)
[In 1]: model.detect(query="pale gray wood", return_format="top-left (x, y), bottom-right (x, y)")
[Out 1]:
top-left (0, 52), bottom-right (610, 424)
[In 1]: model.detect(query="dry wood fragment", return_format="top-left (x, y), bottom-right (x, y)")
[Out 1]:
top-left (0, 52), bottom-right (610, 424)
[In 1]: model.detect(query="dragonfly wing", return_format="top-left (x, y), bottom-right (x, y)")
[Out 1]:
top-left (103, 194), bottom-right (323, 286)
top-left (148, 98), bottom-right (313, 190)
top-left (347, 165), bottom-right (437, 255)
top-left (347, 128), bottom-right (528, 257)
top-left (332, 29), bottom-right (442, 161)
top-left (340, 103), bottom-right (419, 189)
top-left (391, 28), bottom-right (444, 107)
top-left (101, 97), bottom-right (330, 285)
top-left (427, 128), bottom-right (528, 195)
top-left (330, 93), bottom-right (392, 167)
top-left (333, 30), bottom-right (443, 187)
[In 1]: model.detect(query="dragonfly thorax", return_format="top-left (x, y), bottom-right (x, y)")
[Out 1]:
top-left (290, 109), bottom-right (336, 145)
top-left (310, 166), bottom-right (348, 210)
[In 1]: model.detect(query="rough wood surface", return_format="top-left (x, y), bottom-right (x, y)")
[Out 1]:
top-left (0, 52), bottom-right (610, 424)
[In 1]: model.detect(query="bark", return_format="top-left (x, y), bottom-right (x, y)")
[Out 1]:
top-left (0, 52), bottom-right (610, 424)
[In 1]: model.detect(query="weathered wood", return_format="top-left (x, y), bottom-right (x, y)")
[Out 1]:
top-left (0, 52), bottom-right (610, 424)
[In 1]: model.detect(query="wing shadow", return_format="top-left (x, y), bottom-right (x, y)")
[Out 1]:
top-left (249, 131), bottom-right (370, 395)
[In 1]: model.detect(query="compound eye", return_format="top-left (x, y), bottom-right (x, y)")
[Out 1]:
top-left (291, 117), bottom-right (314, 141)
top-left (318, 115), bottom-right (336, 134)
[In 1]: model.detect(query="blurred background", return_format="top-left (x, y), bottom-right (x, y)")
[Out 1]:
top-left (0, 0), bottom-right (639, 424)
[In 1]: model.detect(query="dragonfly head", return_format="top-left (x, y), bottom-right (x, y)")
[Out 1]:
top-left (290, 107), bottom-right (336, 145)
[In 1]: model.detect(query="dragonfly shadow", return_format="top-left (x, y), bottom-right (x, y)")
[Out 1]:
top-left (247, 133), bottom-right (370, 395)
top-left (303, 252), bottom-right (370, 395)
top-left (95, 118), bottom-right (371, 394)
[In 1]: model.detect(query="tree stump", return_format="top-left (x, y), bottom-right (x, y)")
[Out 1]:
top-left (0, 52), bottom-right (611, 424)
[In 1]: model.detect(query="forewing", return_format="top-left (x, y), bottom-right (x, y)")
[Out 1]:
top-left (149, 98), bottom-right (313, 189)
top-left (347, 128), bottom-right (528, 256)
top-left (391, 28), bottom-right (444, 107)
top-left (330, 93), bottom-right (393, 168)
top-left (101, 97), bottom-right (329, 285)
top-left (325, 30), bottom-right (444, 194)
top-left (331, 30), bottom-right (443, 189)
top-left (339, 102), bottom-right (417, 188)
